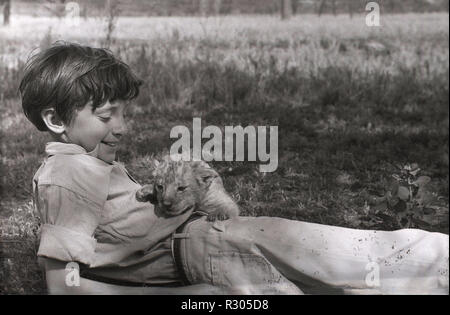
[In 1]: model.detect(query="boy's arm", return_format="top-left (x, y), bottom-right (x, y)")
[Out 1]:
top-left (43, 258), bottom-right (226, 295)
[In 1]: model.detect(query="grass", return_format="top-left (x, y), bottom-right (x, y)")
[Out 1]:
top-left (0, 13), bottom-right (448, 294)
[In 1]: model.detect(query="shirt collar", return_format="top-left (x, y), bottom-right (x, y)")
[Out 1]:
top-left (45, 142), bottom-right (100, 158)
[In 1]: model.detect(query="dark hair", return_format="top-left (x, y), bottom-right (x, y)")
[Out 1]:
top-left (19, 42), bottom-right (143, 131)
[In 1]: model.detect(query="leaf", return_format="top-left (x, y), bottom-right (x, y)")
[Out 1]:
top-left (423, 207), bottom-right (436, 215)
top-left (410, 163), bottom-right (419, 171)
top-left (389, 181), bottom-right (399, 196)
top-left (371, 202), bottom-right (388, 213)
top-left (367, 195), bottom-right (386, 206)
top-left (412, 176), bottom-right (431, 187)
top-left (409, 168), bottom-right (421, 176)
top-left (416, 186), bottom-right (435, 207)
top-left (393, 199), bottom-right (407, 212)
top-left (416, 207), bottom-right (449, 227)
top-left (397, 186), bottom-right (410, 201)
top-left (336, 173), bottom-right (353, 185)
top-left (387, 194), bottom-right (400, 208)
top-left (396, 213), bottom-right (412, 229)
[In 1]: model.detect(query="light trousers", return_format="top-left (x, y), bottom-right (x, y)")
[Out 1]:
top-left (175, 216), bottom-right (449, 294)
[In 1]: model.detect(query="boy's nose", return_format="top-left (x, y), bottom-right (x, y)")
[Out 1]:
top-left (112, 119), bottom-right (128, 138)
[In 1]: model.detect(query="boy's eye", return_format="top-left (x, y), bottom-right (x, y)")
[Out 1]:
top-left (98, 116), bottom-right (111, 122)
top-left (178, 186), bottom-right (187, 192)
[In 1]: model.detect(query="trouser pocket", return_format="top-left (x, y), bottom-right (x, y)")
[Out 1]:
top-left (210, 251), bottom-right (303, 295)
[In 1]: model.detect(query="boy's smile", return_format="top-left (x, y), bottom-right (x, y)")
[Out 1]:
top-left (63, 100), bottom-right (128, 163)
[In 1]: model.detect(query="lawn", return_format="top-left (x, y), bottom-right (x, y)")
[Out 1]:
top-left (0, 13), bottom-right (448, 294)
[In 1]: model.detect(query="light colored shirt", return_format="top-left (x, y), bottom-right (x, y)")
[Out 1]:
top-left (34, 142), bottom-right (194, 285)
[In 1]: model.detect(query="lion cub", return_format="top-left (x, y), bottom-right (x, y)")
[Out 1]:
top-left (136, 156), bottom-right (240, 221)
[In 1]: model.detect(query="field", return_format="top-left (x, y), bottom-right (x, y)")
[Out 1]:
top-left (0, 13), bottom-right (449, 294)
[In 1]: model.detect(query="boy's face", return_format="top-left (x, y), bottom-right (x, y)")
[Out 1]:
top-left (64, 100), bottom-right (128, 163)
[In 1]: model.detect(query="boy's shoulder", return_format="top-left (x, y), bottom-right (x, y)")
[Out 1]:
top-left (34, 146), bottom-right (114, 207)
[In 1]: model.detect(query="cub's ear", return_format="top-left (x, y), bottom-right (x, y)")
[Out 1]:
top-left (152, 159), bottom-right (161, 173)
top-left (136, 184), bottom-right (157, 204)
top-left (192, 161), bottom-right (219, 187)
top-left (150, 159), bottom-right (162, 178)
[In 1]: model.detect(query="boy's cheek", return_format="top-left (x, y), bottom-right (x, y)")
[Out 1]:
top-left (81, 139), bottom-right (101, 152)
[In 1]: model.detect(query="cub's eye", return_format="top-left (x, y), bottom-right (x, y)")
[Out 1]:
top-left (178, 186), bottom-right (187, 192)
top-left (156, 184), bottom-right (164, 191)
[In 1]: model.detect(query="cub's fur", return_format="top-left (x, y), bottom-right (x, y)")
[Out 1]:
top-left (136, 156), bottom-right (239, 221)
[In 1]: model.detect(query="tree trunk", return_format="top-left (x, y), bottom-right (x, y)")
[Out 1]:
top-left (199, 0), bottom-right (208, 16)
top-left (331, 0), bottom-right (336, 16)
top-left (318, 0), bottom-right (326, 16)
top-left (292, 0), bottom-right (299, 14)
top-left (348, 0), bottom-right (354, 18)
top-left (4, 0), bottom-right (10, 25)
top-left (389, 0), bottom-right (395, 12)
top-left (213, 0), bottom-right (222, 15)
top-left (281, 0), bottom-right (292, 20)
top-left (231, 0), bottom-right (241, 14)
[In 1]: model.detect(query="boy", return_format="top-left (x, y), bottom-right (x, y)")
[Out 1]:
top-left (20, 42), bottom-right (228, 294)
top-left (21, 42), bottom-right (448, 295)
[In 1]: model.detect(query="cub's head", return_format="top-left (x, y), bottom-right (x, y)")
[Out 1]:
top-left (136, 156), bottom-right (219, 217)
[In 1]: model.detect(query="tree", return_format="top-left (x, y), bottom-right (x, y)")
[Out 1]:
top-left (292, 0), bottom-right (300, 14)
top-left (3, 0), bottom-right (10, 25)
top-left (318, 0), bottom-right (337, 16)
top-left (199, 0), bottom-right (207, 16)
top-left (318, 0), bottom-right (325, 16)
top-left (347, 0), bottom-right (354, 18)
top-left (104, 0), bottom-right (120, 48)
top-left (213, 0), bottom-right (222, 15)
top-left (281, 0), bottom-right (292, 19)
top-left (44, 0), bottom-right (66, 18)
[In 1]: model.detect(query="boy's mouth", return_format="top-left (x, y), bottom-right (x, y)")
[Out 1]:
top-left (101, 141), bottom-right (118, 148)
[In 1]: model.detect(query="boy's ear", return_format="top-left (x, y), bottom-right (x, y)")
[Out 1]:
top-left (41, 108), bottom-right (66, 134)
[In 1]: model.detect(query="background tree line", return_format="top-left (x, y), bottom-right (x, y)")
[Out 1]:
top-left (2, 0), bottom-right (449, 24)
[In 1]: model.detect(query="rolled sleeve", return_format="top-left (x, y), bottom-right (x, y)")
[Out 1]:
top-left (35, 185), bottom-right (103, 266)
top-left (38, 224), bottom-right (97, 265)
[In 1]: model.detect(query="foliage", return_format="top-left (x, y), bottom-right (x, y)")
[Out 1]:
top-left (363, 164), bottom-right (448, 230)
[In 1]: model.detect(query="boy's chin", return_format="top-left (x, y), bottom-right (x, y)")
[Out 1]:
top-left (98, 154), bottom-right (116, 164)
top-left (97, 144), bottom-right (117, 163)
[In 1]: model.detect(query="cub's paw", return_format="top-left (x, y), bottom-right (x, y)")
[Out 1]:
top-left (136, 184), bottom-right (156, 203)
top-left (206, 209), bottom-right (233, 222)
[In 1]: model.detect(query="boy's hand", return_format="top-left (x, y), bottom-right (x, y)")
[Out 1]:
top-left (206, 209), bottom-right (234, 221)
